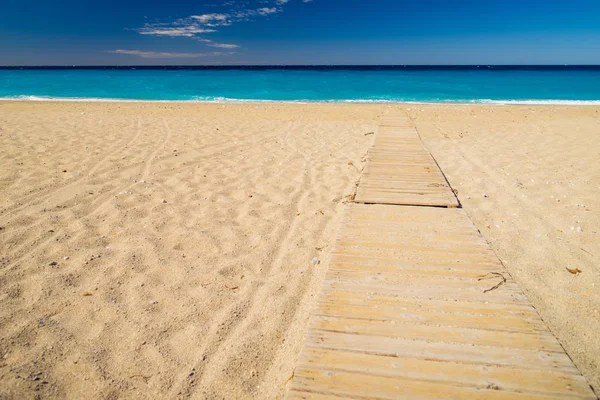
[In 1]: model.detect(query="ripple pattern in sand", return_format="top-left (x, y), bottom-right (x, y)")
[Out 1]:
top-left (0, 102), bottom-right (380, 399)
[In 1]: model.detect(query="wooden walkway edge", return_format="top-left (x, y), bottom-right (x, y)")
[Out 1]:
top-left (287, 112), bottom-right (596, 399)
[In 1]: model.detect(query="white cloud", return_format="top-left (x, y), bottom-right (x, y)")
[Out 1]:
top-left (197, 38), bottom-right (240, 49)
top-left (191, 13), bottom-right (231, 26)
top-left (207, 43), bottom-right (240, 49)
top-left (137, 25), bottom-right (216, 37)
top-left (257, 7), bottom-right (278, 16)
top-left (132, 1), bottom-right (290, 45)
top-left (109, 49), bottom-right (234, 58)
top-left (232, 9), bottom-right (255, 19)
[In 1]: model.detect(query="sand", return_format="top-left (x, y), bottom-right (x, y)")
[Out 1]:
top-left (410, 104), bottom-right (600, 394)
top-left (0, 101), bottom-right (381, 399)
top-left (0, 101), bottom-right (598, 398)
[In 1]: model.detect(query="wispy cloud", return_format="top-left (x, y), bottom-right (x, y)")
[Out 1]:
top-left (191, 13), bottom-right (231, 26)
top-left (137, 25), bottom-right (216, 37)
top-left (130, 0), bottom-right (312, 54)
top-left (134, 1), bottom-right (291, 41)
top-left (197, 38), bottom-right (240, 49)
top-left (207, 43), bottom-right (240, 49)
top-left (257, 7), bottom-right (278, 16)
top-left (108, 49), bottom-right (234, 59)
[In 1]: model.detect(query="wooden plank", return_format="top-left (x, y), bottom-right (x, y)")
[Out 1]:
top-left (321, 280), bottom-right (530, 304)
top-left (329, 254), bottom-right (505, 272)
top-left (319, 290), bottom-right (534, 317)
top-left (329, 252), bottom-right (503, 269)
top-left (378, 126), bottom-right (421, 138)
top-left (309, 316), bottom-right (562, 351)
top-left (295, 348), bottom-right (594, 398)
top-left (327, 266), bottom-right (504, 279)
top-left (319, 290), bottom-right (538, 316)
top-left (301, 330), bottom-right (575, 371)
top-left (313, 303), bottom-right (547, 334)
top-left (290, 367), bottom-right (593, 400)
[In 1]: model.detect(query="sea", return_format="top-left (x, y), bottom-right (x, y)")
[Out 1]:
top-left (1, 66), bottom-right (600, 104)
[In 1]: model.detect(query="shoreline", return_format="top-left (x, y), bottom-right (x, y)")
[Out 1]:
top-left (2, 96), bottom-right (600, 105)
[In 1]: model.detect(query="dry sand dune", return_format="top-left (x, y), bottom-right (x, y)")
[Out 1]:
top-left (1, 102), bottom-right (599, 399)
top-left (0, 101), bottom-right (380, 399)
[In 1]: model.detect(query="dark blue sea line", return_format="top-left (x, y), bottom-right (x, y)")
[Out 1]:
top-left (2, 65), bottom-right (600, 71)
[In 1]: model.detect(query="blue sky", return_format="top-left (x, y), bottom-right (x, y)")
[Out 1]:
top-left (1, 0), bottom-right (600, 65)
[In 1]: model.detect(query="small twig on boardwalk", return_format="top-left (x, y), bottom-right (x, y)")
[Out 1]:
top-left (478, 272), bottom-right (507, 293)
top-left (364, 132), bottom-right (375, 136)
top-left (284, 370), bottom-right (295, 386)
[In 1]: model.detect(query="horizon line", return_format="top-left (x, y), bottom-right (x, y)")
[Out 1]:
top-left (2, 64), bottom-right (600, 68)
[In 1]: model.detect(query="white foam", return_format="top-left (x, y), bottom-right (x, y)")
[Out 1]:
top-left (477, 99), bottom-right (600, 105)
top-left (1, 95), bottom-right (600, 105)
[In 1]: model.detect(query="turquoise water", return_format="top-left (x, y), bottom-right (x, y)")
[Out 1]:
top-left (1, 67), bottom-right (600, 103)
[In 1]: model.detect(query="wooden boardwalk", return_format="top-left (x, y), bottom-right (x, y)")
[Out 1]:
top-left (354, 120), bottom-right (459, 208)
top-left (287, 113), bottom-right (595, 399)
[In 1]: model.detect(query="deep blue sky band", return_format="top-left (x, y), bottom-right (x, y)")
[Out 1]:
top-left (1, 0), bottom-right (600, 65)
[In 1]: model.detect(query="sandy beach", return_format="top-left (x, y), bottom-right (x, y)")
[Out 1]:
top-left (0, 101), bottom-right (599, 398)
